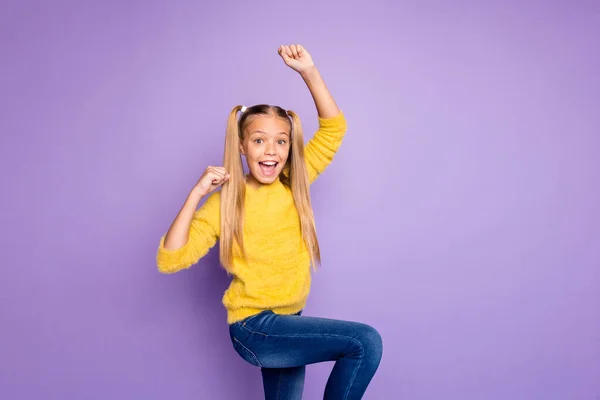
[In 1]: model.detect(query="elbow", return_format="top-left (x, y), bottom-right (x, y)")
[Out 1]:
top-left (157, 263), bottom-right (175, 274)
top-left (157, 262), bottom-right (189, 274)
top-left (156, 257), bottom-right (190, 275)
top-left (156, 239), bottom-right (190, 274)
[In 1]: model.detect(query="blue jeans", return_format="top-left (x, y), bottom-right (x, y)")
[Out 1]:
top-left (229, 310), bottom-right (383, 399)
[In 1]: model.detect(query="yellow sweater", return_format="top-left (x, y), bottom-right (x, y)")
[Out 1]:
top-left (156, 112), bottom-right (347, 324)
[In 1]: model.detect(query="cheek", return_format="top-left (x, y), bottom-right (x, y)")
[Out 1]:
top-left (245, 146), bottom-right (260, 161)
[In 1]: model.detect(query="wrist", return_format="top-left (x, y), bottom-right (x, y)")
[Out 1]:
top-left (190, 186), bottom-right (207, 199)
top-left (299, 66), bottom-right (319, 80)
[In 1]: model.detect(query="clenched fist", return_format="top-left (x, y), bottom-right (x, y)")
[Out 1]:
top-left (278, 44), bottom-right (315, 74)
top-left (194, 166), bottom-right (230, 196)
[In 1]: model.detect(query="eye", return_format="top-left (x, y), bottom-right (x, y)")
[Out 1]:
top-left (278, 140), bottom-right (287, 145)
top-left (254, 138), bottom-right (263, 144)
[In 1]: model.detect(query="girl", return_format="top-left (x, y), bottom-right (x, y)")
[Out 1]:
top-left (157, 44), bottom-right (382, 400)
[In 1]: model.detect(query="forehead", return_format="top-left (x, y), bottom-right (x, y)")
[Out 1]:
top-left (244, 114), bottom-right (290, 134)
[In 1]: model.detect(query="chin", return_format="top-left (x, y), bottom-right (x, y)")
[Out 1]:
top-left (257, 173), bottom-right (280, 184)
top-left (250, 167), bottom-right (281, 185)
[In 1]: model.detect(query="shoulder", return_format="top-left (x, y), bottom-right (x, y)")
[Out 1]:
top-left (205, 190), bottom-right (221, 204)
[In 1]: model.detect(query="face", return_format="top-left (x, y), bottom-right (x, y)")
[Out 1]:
top-left (240, 114), bottom-right (291, 187)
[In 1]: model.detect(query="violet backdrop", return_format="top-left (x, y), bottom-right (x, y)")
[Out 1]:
top-left (1, 0), bottom-right (599, 399)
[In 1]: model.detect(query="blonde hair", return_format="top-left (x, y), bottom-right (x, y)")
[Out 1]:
top-left (220, 104), bottom-right (320, 270)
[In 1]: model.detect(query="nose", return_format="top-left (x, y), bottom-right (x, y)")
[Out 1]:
top-left (264, 142), bottom-right (276, 156)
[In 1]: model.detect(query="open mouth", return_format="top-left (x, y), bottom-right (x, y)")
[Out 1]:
top-left (258, 161), bottom-right (279, 176)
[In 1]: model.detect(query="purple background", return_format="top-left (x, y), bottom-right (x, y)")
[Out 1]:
top-left (1, 1), bottom-right (599, 399)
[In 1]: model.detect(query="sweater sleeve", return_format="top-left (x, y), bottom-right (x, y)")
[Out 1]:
top-left (304, 112), bottom-right (347, 183)
top-left (156, 191), bottom-right (221, 274)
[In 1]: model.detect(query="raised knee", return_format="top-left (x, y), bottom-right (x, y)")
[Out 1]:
top-left (356, 323), bottom-right (383, 363)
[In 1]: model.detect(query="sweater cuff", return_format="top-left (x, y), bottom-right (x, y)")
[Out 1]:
top-left (317, 111), bottom-right (347, 129)
top-left (157, 235), bottom-right (190, 267)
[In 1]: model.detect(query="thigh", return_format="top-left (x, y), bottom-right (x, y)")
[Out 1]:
top-left (261, 366), bottom-right (305, 400)
top-left (229, 310), bottom-right (377, 369)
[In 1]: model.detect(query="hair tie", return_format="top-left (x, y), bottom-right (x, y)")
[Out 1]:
top-left (240, 106), bottom-right (247, 113)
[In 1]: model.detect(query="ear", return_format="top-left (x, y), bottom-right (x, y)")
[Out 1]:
top-left (239, 142), bottom-right (246, 155)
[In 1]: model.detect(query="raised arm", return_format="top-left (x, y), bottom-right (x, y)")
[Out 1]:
top-left (278, 44), bottom-right (341, 118)
top-left (157, 190), bottom-right (220, 273)
top-left (156, 166), bottom-right (227, 273)
top-left (278, 44), bottom-right (347, 182)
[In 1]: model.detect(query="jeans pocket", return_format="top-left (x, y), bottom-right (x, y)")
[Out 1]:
top-left (231, 336), bottom-right (262, 367)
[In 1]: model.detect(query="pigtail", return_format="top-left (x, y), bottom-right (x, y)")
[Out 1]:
top-left (220, 105), bottom-right (246, 269)
top-left (287, 110), bottom-right (321, 269)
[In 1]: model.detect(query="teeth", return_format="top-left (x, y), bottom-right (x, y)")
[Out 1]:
top-left (261, 162), bottom-right (276, 166)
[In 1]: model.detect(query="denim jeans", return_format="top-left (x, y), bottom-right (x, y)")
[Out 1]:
top-left (229, 310), bottom-right (383, 399)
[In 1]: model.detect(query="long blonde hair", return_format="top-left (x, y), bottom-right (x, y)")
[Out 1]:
top-left (220, 104), bottom-right (320, 270)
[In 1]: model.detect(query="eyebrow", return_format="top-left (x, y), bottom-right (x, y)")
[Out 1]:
top-left (250, 130), bottom-right (289, 137)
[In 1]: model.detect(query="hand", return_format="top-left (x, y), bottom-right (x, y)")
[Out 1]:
top-left (278, 44), bottom-right (315, 74)
top-left (193, 166), bottom-right (230, 196)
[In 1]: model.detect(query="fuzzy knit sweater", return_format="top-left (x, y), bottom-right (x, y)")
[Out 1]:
top-left (156, 112), bottom-right (347, 324)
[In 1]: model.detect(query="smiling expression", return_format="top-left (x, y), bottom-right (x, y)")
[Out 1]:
top-left (240, 114), bottom-right (291, 188)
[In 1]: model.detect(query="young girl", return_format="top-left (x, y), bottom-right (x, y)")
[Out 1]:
top-left (157, 44), bottom-right (382, 400)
